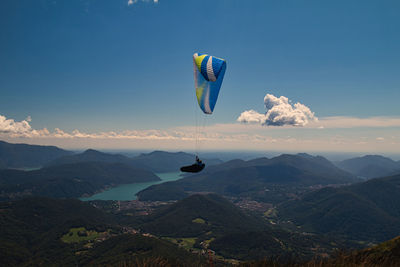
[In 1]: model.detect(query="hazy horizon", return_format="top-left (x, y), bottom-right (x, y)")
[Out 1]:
top-left (3, 139), bottom-right (400, 161)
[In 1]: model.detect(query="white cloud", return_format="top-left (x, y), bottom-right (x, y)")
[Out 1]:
top-left (237, 94), bottom-right (317, 126)
top-left (128, 0), bottom-right (158, 6)
top-left (237, 110), bottom-right (266, 124)
top-left (0, 115), bottom-right (32, 135)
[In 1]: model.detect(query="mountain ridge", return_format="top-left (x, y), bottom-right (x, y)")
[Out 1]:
top-left (47, 149), bottom-right (223, 173)
top-left (336, 155), bottom-right (400, 179)
top-left (0, 140), bottom-right (72, 169)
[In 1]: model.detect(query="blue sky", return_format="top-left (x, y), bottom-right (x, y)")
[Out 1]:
top-left (1, 0), bottom-right (400, 153)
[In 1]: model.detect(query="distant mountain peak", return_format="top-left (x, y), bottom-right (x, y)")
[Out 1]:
top-left (145, 151), bottom-right (190, 156)
top-left (336, 154), bottom-right (400, 179)
top-left (296, 153), bottom-right (314, 158)
top-left (361, 155), bottom-right (394, 161)
top-left (343, 154), bottom-right (395, 162)
top-left (276, 153), bottom-right (304, 160)
top-left (149, 150), bottom-right (164, 154)
top-left (276, 153), bottom-right (332, 164)
top-left (83, 149), bottom-right (102, 154)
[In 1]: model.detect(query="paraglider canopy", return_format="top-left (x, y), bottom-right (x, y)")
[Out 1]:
top-left (193, 53), bottom-right (227, 115)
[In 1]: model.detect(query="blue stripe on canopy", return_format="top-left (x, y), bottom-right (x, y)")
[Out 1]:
top-left (211, 57), bottom-right (224, 80)
top-left (207, 61), bottom-right (226, 113)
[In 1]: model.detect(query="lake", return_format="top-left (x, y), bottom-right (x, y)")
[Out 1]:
top-left (80, 171), bottom-right (184, 201)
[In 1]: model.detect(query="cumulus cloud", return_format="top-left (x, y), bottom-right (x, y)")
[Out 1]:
top-left (238, 94), bottom-right (317, 127)
top-left (0, 115), bottom-right (32, 135)
top-left (236, 110), bottom-right (266, 124)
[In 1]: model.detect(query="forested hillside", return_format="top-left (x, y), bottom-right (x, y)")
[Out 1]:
top-left (0, 162), bottom-right (159, 200)
top-left (278, 174), bottom-right (400, 242)
top-left (0, 140), bottom-right (72, 169)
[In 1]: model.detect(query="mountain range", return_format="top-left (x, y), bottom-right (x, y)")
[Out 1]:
top-left (47, 149), bottom-right (223, 173)
top-left (335, 155), bottom-right (400, 179)
top-left (0, 140), bottom-right (223, 173)
top-left (3, 139), bottom-right (400, 180)
top-left (1, 140), bottom-right (400, 264)
top-left (137, 153), bottom-right (360, 202)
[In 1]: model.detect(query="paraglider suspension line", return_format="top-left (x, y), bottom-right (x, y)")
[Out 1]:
top-left (195, 93), bottom-right (199, 157)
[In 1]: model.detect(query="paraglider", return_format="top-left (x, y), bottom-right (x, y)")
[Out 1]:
top-left (180, 156), bottom-right (205, 173)
top-left (180, 53), bottom-right (227, 173)
top-left (193, 53), bottom-right (227, 115)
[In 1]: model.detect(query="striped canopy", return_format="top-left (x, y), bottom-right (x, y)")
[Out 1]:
top-left (193, 53), bottom-right (226, 114)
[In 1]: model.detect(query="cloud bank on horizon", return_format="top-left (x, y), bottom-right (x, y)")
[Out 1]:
top-left (238, 94), bottom-right (317, 127)
top-left (2, 113), bottom-right (400, 139)
top-left (1, 113), bottom-right (400, 152)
